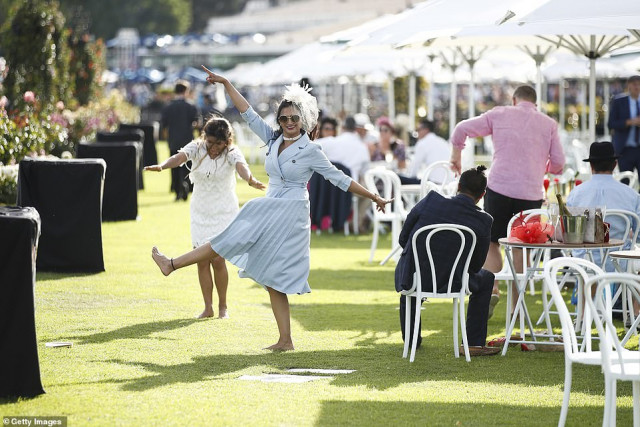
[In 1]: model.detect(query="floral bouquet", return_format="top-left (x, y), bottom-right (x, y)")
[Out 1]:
top-left (509, 211), bottom-right (554, 244)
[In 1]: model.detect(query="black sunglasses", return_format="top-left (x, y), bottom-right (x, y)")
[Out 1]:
top-left (278, 114), bottom-right (301, 124)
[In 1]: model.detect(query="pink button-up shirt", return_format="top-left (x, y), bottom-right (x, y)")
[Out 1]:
top-left (451, 101), bottom-right (565, 200)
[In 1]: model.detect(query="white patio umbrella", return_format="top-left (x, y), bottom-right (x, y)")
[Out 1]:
top-left (349, 0), bottom-right (640, 141)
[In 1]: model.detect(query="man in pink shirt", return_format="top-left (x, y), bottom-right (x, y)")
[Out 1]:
top-left (449, 85), bottom-right (565, 315)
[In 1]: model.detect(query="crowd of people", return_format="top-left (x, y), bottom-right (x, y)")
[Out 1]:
top-left (149, 70), bottom-right (640, 355)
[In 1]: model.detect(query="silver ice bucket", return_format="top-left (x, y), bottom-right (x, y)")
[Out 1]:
top-left (561, 215), bottom-right (587, 244)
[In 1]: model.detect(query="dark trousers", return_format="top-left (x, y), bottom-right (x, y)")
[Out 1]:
top-left (618, 146), bottom-right (640, 187)
top-left (169, 148), bottom-right (191, 200)
top-left (399, 269), bottom-right (494, 347)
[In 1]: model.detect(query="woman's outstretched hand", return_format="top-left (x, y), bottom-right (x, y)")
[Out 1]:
top-left (249, 178), bottom-right (266, 190)
top-left (201, 65), bottom-right (226, 85)
top-left (375, 196), bottom-right (393, 213)
top-left (144, 165), bottom-right (163, 172)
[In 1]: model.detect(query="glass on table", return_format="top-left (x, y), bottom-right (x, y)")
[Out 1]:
top-left (547, 203), bottom-right (562, 242)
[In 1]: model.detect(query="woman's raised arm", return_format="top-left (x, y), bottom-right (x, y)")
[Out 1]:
top-left (201, 66), bottom-right (250, 113)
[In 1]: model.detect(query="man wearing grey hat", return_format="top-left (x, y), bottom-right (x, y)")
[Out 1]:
top-left (608, 75), bottom-right (640, 184)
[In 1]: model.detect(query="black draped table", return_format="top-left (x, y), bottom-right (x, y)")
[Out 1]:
top-left (77, 141), bottom-right (139, 221)
top-left (96, 130), bottom-right (144, 190)
top-left (309, 162), bottom-right (353, 233)
top-left (17, 157), bottom-right (106, 272)
top-left (0, 206), bottom-right (45, 398)
top-left (119, 123), bottom-right (158, 167)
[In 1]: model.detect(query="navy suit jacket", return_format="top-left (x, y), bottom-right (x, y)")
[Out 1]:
top-left (394, 192), bottom-right (492, 293)
top-left (608, 94), bottom-right (636, 155)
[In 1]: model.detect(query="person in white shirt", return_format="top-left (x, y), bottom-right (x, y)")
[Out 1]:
top-left (321, 116), bottom-right (372, 231)
top-left (406, 118), bottom-right (451, 184)
top-left (321, 116), bottom-right (370, 182)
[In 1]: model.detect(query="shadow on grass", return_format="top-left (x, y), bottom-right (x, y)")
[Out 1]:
top-left (101, 342), bottom-right (632, 401)
top-left (36, 271), bottom-right (104, 282)
top-left (59, 319), bottom-right (198, 345)
top-left (290, 303), bottom-right (397, 336)
top-left (309, 233), bottom-right (382, 250)
top-left (308, 269), bottom-right (395, 291)
top-left (315, 399), bottom-right (618, 426)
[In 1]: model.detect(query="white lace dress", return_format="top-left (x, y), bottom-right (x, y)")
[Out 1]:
top-left (179, 141), bottom-right (247, 247)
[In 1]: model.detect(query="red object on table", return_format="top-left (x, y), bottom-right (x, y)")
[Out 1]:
top-left (543, 177), bottom-right (550, 192)
top-left (575, 179), bottom-right (582, 186)
top-left (510, 211), bottom-right (554, 243)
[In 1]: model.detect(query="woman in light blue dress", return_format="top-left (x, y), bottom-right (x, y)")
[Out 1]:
top-left (152, 67), bottom-right (391, 351)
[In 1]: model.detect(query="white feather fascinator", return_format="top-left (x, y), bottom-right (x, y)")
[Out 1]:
top-left (281, 83), bottom-right (319, 132)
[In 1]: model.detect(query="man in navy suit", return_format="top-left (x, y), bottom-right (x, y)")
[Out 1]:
top-left (608, 75), bottom-right (640, 182)
top-left (395, 166), bottom-right (499, 356)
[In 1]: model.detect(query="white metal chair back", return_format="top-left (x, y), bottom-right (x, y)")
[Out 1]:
top-left (543, 257), bottom-right (605, 354)
top-left (401, 224), bottom-right (476, 363)
top-left (420, 160), bottom-right (456, 196)
top-left (542, 257), bottom-right (606, 427)
top-left (584, 273), bottom-right (640, 427)
top-left (613, 170), bottom-right (638, 190)
top-left (363, 168), bottom-right (408, 262)
top-left (419, 180), bottom-right (439, 199)
top-left (605, 209), bottom-right (640, 247)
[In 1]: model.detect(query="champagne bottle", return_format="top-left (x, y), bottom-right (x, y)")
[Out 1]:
top-left (556, 193), bottom-right (572, 217)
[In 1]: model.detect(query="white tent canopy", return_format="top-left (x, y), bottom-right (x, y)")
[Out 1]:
top-left (346, 0), bottom-right (640, 141)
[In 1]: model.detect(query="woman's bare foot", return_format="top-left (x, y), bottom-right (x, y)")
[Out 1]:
top-left (218, 307), bottom-right (229, 319)
top-left (152, 246), bottom-right (173, 276)
top-left (197, 308), bottom-right (215, 319)
top-left (264, 341), bottom-right (294, 352)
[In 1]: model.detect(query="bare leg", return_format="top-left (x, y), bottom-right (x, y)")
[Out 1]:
top-left (484, 242), bottom-right (502, 296)
top-left (265, 287), bottom-right (294, 351)
top-left (151, 244), bottom-right (219, 276)
top-left (212, 255), bottom-right (229, 319)
top-left (196, 258), bottom-right (215, 318)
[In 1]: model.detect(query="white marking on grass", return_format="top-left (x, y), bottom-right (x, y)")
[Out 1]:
top-left (286, 369), bottom-right (355, 374)
top-left (238, 374), bottom-right (332, 383)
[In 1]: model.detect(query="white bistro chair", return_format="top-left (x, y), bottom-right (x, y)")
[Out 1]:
top-left (420, 160), bottom-right (457, 198)
top-left (614, 170), bottom-right (638, 191)
top-left (543, 257), bottom-right (606, 427)
top-left (364, 168), bottom-right (408, 263)
top-left (603, 209), bottom-right (640, 330)
top-left (584, 273), bottom-right (640, 427)
top-left (401, 224), bottom-right (476, 363)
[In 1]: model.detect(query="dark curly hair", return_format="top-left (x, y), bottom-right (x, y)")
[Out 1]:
top-left (458, 165), bottom-right (488, 199)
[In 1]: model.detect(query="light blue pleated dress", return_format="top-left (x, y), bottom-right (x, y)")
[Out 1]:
top-left (210, 107), bottom-right (352, 294)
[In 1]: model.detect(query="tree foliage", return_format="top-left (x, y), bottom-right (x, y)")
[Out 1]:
top-left (1, 0), bottom-right (71, 108)
top-left (58, 0), bottom-right (192, 39)
top-left (67, 32), bottom-right (104, 105)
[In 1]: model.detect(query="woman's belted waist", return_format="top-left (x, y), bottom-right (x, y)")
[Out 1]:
top-left (268, 178), bottom-right (306, 189)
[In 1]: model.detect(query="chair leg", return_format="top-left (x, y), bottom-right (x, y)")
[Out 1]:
top-left (458, 297), bottom-right (470, 362)
top-left (603, 378), bottom-right (617, 427)
top-left (368, 218), bottom-right (379, 263)
top-left (558, 361), bottom-right (572, 427)
top-left (402, 296), bottom-right (412, 359)
top-left (633, 381), bottom-right (639, 427)
top-left (453, 298), bottom-right (459, 358)
top-left (409, 294), bottom-right (421, 362)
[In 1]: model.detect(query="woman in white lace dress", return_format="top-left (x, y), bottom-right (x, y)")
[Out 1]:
top-left (145, 117), bottom-right (265, 318)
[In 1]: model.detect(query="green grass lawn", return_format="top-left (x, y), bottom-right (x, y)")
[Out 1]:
top-left (1, 143), bottom-right (637, 426)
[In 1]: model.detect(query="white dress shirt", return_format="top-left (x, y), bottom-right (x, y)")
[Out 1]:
top-left (408, 132), bottom-right (451, 180)
top-left (321, 132), bottom-right (370, 181)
